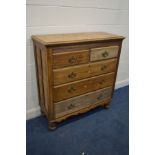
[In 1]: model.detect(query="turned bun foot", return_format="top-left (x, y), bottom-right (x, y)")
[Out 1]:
top-left (103, 104), bottom-right (110, 109)
top-left (48, 122), bottom-right (57, 130)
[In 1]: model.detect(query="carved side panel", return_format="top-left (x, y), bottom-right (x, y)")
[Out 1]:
top-left (33, 43), bottom-right (46, 113)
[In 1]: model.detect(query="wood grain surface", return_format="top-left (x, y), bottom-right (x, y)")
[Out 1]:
top-left (90, 46), bottom-right (119, 61)
top-left (53, 72), bottom-right (115, 102)
top-left (53, 58), bottom-right (117, 85)
top-left (55, 87), bottom-right (112, 118)
top-left (32, 32), bottom-right (124, 128)
top-left (53, 50), bottom-right (89, 69)
top-left (32, 32), bottom-right (124, 45)
top-left (55, 97), bottom-right (111, 122)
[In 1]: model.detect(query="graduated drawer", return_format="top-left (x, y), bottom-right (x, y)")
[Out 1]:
top-left (90, 46), bottom-right (119, 61)
top-left (53, 72), bottom-right (115, 102)
top-left (55, 87), bottom-right (112, 118)
top-left (53, 50), bottom-right (89, 69)
top-left (53, 59), bottom-right (117, 85)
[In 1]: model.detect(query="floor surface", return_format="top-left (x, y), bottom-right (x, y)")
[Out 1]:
top-left (27, 86), bottom-right (129, 155)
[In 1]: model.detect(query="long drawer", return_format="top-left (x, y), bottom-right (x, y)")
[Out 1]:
top-left (55, 87), bottom-right (112, 118)
top-left (53, 59), bottom-right (117, 85)
top-left (53, 72), bottom-right (115, 102)
top-left (90, 46), bottom-right (119, 61)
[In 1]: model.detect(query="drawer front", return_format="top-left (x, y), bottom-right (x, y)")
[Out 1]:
top-left (53, 50), bottom-right (89, 69)
top-left (55, 87), bottom-right (112, 118)
top-left (53, 72), bottom-right (115, 102)
top-left (53, 59), bottom-right (117, 85)
top-left (90, 46), bottom-right (119, 61)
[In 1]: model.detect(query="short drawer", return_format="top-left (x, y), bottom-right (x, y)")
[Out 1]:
top-left (90, 46), bottom-right (119, 61)
top-left (53, 50), bottom-right (89, 69)
top-left (55, 87), bottom-right (112, 118)
top-left (53, 59), bottom-right (117, 85)
top-left (53, 72), bottom-right (115, 102)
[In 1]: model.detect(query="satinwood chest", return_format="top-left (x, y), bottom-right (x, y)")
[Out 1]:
top-left (32, 32), bottom-right (124, 130)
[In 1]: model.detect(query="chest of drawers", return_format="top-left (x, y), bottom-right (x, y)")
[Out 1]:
top-left (32, 32), bottom-right (124, 130)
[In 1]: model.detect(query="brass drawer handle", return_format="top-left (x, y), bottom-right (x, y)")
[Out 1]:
top-left (68, 72), bottom-right (77, 79)
top-left (68, 56), bottom-right (77, 64)
top-left (68, 86), bottom-right (76, 93)
top-left (102, 51), bottom-right (109, 57)
top-left (68, 103), bottom-right (75, 109)
top-left (99, 80), bottom-right (105, 85)
top-left (97, 94), bottom-right (103, 100)
top-left (101, 65), bottom-right (107, 71)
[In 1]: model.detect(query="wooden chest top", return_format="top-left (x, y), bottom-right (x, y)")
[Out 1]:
top-left (32, 32), bottom-right (124, 45)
